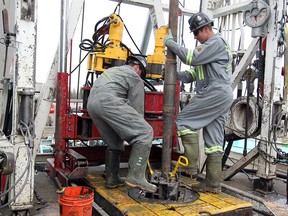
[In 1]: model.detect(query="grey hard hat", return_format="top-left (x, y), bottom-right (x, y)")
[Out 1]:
top-left (126, 55), bottom-right (148, 79)
top-left (188, 12), bottom-right (214, 33)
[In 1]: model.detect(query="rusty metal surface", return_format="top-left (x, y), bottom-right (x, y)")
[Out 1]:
top-left (54, 73), bottom-right (69, 169)
top-left (128, 187), bottom-right (200, 204)
top-left (0, 151), bottom-right (14, 175)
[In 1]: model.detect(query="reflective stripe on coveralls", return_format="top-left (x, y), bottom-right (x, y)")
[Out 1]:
top-left (187, 68), bottom-right (197, 81)
top-left (177, 129), bottom-right (198, 137)
top-left (205, 146), bottom-right (224, 154)
top-left (197, 65), bottom-right (204, 80)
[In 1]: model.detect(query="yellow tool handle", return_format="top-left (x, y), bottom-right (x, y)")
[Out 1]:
top-left (169, 156), bottom-right (188, 179)
top-left (147, 161), bottom-right (154, 175)
top-left (178, 155), bottom-right (188, 167)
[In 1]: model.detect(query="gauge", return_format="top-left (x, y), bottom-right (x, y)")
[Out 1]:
top-left (244, 0), bottom-right (270, 28)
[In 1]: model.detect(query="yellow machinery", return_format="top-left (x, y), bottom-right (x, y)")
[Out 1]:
top-left (147, 26), bottom-right (168, 79)
top-left (86, 13), bottom-right (167, 79)
top-left (87, 13), bottom-right (128, 73)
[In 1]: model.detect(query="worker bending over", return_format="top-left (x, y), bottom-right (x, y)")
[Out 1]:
top-left (87, 55), bottom-right (157, 193)
top-left (164, 12), bottom-right (233, 193)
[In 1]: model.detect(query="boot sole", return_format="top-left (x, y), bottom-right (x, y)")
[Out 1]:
top-left (125, 181), bottom-right (157, 193)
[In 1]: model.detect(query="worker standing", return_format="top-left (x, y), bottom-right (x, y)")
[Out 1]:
top-left (87, 55), bottom-right (157, 193)
top-left (164, 12), bottom-right (233, 193)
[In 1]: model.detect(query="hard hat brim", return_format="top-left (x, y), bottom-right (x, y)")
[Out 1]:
top-left (190, 21), bottom-right (214, 33)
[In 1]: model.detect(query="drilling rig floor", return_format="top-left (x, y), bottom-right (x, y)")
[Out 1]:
top-left (1, 164), bottom-right (288, 215)
top-left (83, 170), bottom-right (253, 216)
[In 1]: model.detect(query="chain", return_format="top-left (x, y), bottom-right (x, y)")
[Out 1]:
top-left (34, 189), bottom-right (46, 205)
top-left (277, 15), bottom-right (287, 56)
top-left (276, 148), bottom-right (288, 164)
top-left (258, 148), bottom-right (278, 165)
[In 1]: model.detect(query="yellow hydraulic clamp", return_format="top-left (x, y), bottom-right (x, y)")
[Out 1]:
top-left (87, 13), bottom-right (128, 73)
top-left (146, 26), bottom-right (168, 79)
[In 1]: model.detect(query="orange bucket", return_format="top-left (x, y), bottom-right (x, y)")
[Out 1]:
top-left (58, 186), bottom-right (94, 216)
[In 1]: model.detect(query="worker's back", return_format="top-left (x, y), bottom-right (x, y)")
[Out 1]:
top-left (88, 64), bottom-right (145, 115)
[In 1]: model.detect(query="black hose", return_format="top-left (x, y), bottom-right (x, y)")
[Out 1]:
top-left (3, 82), bottom-right (13, 137)
top-left (144, 79), bottom-right (157, 91)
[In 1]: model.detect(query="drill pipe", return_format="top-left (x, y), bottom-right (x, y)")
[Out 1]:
top-left (162, 0), bottom-right (178, 173)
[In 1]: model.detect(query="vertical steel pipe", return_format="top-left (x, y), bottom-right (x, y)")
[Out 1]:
top-left (55, 0), bottom-right (68, 169)
top-left (59, 0), bottom-right (68, 73)
top-left (162, 0), bottom-right (178, 173)
top-left (286, 169), bottom-right (288, 204)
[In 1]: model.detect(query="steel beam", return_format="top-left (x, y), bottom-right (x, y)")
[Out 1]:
top-left (8, 0), bottom-right (37, 211)
top-left (257, 0), bottom-right (284, 180)
top-left (231, 38), bottom-right (260, 90)
top-left (222, 146), bottom-right (259, 181)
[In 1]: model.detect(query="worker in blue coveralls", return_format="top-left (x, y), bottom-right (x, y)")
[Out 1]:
top-left (164, 12), bottom-right (233, 193)
top-left (87, 55), bottom-right (157, 193)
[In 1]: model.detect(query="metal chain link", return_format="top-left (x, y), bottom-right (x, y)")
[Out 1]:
top-left (258, 148), bottom-right (278, 165)
top-left (34, 189), bottom-right (46, 205)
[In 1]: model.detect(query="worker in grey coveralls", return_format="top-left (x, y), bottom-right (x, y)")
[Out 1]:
top-left (87, 55), bottom-right (157, 193)
top-left (164, 12), bottom-right (233, 193)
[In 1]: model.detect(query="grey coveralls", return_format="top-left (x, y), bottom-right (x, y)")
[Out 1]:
top-left (165, 33), bottom-right (233, 154)
top-left (87, 65), bottom-right (153, 152)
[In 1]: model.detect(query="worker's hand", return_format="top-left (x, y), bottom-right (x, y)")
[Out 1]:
top-left (164, 29), bottom-right (173, 46)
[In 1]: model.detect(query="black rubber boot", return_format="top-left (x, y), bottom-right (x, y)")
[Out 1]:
top-left (105, 149), bottom-right (125, 189)
top-left (192, 153), bottom-right (222, 193)
top-left (125, 144), bottom-right (157, 193)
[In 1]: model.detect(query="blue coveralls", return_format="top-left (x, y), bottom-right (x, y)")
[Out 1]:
top-left (165, 33), bottom-right (233, 154)
top-left (87, 65), bottom-right (153, 153)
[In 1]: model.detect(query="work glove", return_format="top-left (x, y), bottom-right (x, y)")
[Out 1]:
top-left (164, 29), bottom-right (173, 46)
